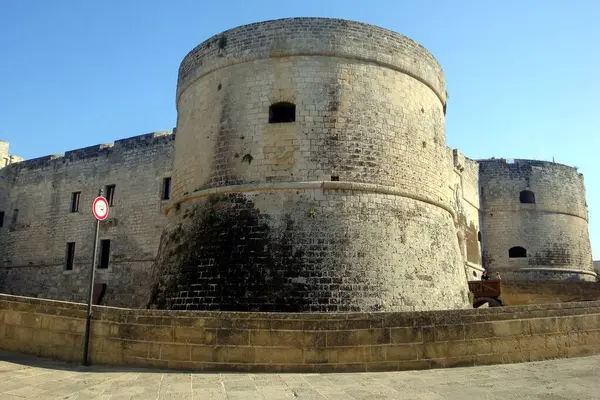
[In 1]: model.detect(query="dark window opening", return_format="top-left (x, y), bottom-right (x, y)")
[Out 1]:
top-left (99, 239), bottom-right (110, 269)
top-left (268, 102), bottom-right (296, 123)
top-left (519, 190), bottom-right (535, 204)
top-left (104, 185), bottom-right (115, 206)
top-left (162, 177), bottom-right (171, 200)
top-left (509, 246), bottom-right (527, 258)
top-left (65, 242), bottom-right (75, 271)
top-left (477, 231), bottom-right (482, 242)
top-left (331, 176), bottom-right (339, 181)
top-left (0, 211), bottom-right (4, 227)
top-left (70, 192), bottom-right (80, 212)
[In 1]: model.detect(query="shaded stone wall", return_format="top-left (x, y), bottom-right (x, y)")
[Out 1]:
top-left (2, 294), bottom-right (600, 372)
top-left (500, 280), bottom-right (600, 306)
top-left (478, 159), bottom-right (594, 281)
top-left (446, 149), bottom-right (483, 280)
top-left (150, 17), bottom-right (471, 312)
top-left (0, 132), bottom-right (175, 307)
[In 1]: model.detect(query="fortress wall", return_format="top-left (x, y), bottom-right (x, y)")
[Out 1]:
top-left (149, 18), bottom-right (471, 312)
top-left (0, 132), bottom-right (175, 307)
top-left (479, 159), bottom-right (594, 281)
top-left (500, 280), bottom-right (600, 306)
top-left (446, 148), bottom-right (482, 278)
top-left (2, 293), bottom-right (600, 372)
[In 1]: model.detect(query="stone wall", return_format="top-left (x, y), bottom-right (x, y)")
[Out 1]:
top-left (2, 293), bottom-right (600, 372)
top-left (0, 132), bottom-right (175, 307)
top-left (447, 148), bottom-right (483, 279)
top-left (478, 159), bottom-right (595, 281)
top-left (500, 280), bottom-right (600, 306)
top-left (149, 17), bottom-right (471, 312)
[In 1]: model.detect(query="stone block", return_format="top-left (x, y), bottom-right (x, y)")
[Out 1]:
top-left (357, 328), bottom-right (390, 345)
top-left (216, 329), bottom-right (249, 346)
top-left (326, 330), bottom-right (359, 347)
top-left (434, 324), bottom-right (465, 341)
top-left (303, 331), bottom-right (326, 348)
top-left (174, 327), bottom-right (216, 345)
top-left (490, 337), bottom-right (521, 354)
top-left (385, 344), bottom-right (419, 361)
top-left (3, 310), bottom-right (22, 325)
top-left (529, 317), bottom-right (559, 334)
top-left (121, 340), bottom-right (149, 358)
top-left (214, 346), bottom-right (255, 364)
top-left (390, 327), bottom-right (422, 344)
top-left (518, 335), bottom-right (546, 351)
top-left (326, 347), bottom-right (368, 364)
top-left (249, 329), bottom-right (303, 347)
top-left (254, 347), bottom-right (303, 364)
top-left (464, 322), bottom-right (494, 340)
top-left (160, 344), bottom-right (191, 361)
top-left (119, 325), bottom-right (173, 341)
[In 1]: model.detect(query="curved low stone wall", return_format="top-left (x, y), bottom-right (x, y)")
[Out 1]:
top-left (1, 293), bottom-right (600, 372)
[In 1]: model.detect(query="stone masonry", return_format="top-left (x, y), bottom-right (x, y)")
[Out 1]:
top-left (0, 17), bottom-right (595, 311)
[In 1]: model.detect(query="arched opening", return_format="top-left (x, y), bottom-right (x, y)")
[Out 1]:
top-left (519, 190), bottom-right (535, 204)
top-left (268, 102), bottom-right (296, 123)
top-left (473, 297), bottom-right (502, 308)
top-left (509, 246), bottom-right (527, 258)
top-left (477, 231), bottom-right (482, 242)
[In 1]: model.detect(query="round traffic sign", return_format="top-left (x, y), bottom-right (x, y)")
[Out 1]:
top-left (92, 196), bottom-right (109, 220)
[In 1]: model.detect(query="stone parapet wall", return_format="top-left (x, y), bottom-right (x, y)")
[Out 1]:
top-left (500, 280), bottom-right (600, 306)
top-left (2, 294), bottom-right (600, 372)
top-left (176, 18), bottom-right (447, 105)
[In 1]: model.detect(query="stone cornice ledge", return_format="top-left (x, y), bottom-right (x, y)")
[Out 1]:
top-left (167, 181), bottom-right (455, 219)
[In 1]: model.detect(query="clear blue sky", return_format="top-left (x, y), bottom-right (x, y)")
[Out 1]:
top-left (1, 0), bottom-right (599, 259)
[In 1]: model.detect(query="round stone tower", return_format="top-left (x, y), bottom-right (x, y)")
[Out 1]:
top-left (148, 17), bottom-right (472, 312)
top-left (479, 159), bottom-right (595, 281)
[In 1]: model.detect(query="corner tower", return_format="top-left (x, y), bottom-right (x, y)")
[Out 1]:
top-left (148, 17), bottom-right (472, 312)
top-left (479, 159), bottom-right (595, 281)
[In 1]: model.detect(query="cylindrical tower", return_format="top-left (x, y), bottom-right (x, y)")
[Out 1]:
top-left (479, 159), bottom-right (595, 281)
top-left (147, 17), bottom-right (472, 312)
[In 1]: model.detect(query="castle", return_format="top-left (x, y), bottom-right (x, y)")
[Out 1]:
top-left (0, 18), bottom-right (595, 312)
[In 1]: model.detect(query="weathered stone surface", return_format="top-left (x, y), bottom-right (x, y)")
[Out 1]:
top-left (0, 133), bottom-right (174, 307)
top-left (2, 294), bottom-right (600, 373)
top-left (0, 17), bottom-right (595, 309)
top-left (479, 159), bottom-right (594, 281)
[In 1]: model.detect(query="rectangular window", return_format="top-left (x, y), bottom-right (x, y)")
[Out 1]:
top-left (104, 185), bottom-right (115, 206)
top-left (99, 239), bottom-right (110, 269)
top-left (70, 192), bottom-right (80, 212)
top-left (65, 242), bottom-right (75, 271)
top-left (0, 211), bottom-right (4, 227)
top-left (162, 177), bottom-right (171, 200)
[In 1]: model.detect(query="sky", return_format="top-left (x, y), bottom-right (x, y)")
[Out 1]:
top-left (1, 0), bottom-right (599, 259)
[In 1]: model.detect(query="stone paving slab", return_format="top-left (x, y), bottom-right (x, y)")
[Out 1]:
top-left (1, 351), bottom-right (599, 399)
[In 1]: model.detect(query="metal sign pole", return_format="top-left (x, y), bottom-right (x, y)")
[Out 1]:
top-left (83, 188), bottom-right (103, 366)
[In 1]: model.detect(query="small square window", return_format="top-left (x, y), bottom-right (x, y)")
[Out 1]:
top-left (71, 192), bottom-right (80, 212)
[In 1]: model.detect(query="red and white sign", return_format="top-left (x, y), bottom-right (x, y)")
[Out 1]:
top-left (92, 196), bottom-right (109, 221)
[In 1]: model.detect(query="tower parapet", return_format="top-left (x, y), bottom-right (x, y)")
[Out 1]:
top-left (478, 158), bottom-right (595, 281)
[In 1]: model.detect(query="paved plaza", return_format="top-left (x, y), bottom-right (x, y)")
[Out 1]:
top-left (1, 350), bottom-right (599, 399)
